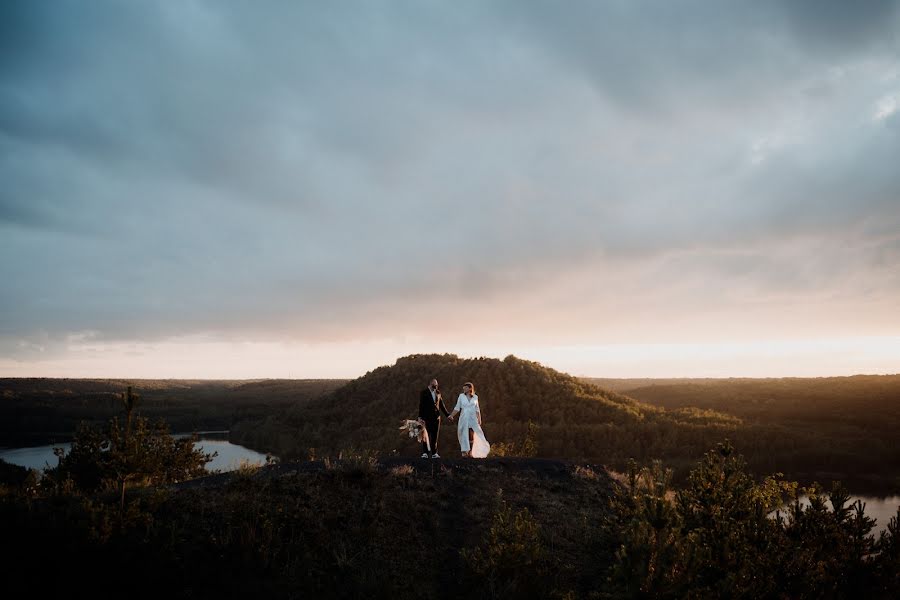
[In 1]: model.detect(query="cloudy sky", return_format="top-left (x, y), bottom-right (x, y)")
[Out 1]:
top-left (2, 1), bottom-right (899, 378)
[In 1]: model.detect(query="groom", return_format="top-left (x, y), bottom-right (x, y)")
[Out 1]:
top-left (418, 378), bottom-right (450, 458)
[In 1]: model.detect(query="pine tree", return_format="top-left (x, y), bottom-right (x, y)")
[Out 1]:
top-left (47, 386), bottom-right (215, 510)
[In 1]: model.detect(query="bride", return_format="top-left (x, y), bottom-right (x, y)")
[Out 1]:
top-left (448, 382), bottom-right (490, 458)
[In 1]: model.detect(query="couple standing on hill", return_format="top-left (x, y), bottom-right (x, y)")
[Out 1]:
top-left (418, 378), bottom-right (490, 459)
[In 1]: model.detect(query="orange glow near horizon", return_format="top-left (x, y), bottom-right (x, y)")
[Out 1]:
top-left (1, 336), bottom-right (897, 380)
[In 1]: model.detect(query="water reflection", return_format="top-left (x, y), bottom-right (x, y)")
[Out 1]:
top-left (0, 432), bottom-right (270, 473)
top-left (773, 495), bottom-right (900, 537)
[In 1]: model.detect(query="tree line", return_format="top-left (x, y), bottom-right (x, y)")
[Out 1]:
top-left (228, 354), bottom-right (900, 493)
top-left (0, 377), bottom-right (345, 446)
top-left (4, 356), bottom-right (898, 493)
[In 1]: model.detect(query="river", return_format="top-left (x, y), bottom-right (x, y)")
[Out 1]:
top-left (0, 432), bottom-right (270, 473)
top-left (779, 494), bottom-right (900, 538)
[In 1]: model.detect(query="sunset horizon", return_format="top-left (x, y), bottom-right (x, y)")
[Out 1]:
top-left (3, 2), bottom-right (898, 381)
top-left (2, 338), bottom-right (899, 380)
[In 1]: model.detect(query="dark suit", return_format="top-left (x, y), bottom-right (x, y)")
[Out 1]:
top-left (418, 387), bottom-right (450, 455)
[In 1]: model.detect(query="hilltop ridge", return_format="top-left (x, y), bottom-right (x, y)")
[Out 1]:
top-left (231, 353), bottom-right (739, 471)
top-left (4, 354), bottom-right (898, 492)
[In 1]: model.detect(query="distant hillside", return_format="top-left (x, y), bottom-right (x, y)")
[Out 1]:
top-left (232, 354), bottom-right (740, 473)
top-left (5, 364), bottom-right (899, 493)
top-left (0, 378), bottom-right (346, 446)
top-left (582, 375), bottom-right (900, 493)
top-left (582, 378), bottom-right (710, 393)
top-left (584, 375), bottom-right (900, 423)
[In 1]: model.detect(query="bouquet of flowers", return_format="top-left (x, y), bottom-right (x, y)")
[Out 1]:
top-left (399, 418), bottom-right (430, 451)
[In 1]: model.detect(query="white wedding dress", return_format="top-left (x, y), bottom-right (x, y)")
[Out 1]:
top-left (454, 393), bottom-right (490, 458)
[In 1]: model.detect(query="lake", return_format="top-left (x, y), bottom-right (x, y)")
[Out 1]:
top-left (772, 495), bottom-right (900, 537)
top-left (0, 432), bottom-right (271, 473)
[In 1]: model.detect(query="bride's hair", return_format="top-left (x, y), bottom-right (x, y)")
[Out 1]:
top-left (464, 381), bottom-right (475, 396)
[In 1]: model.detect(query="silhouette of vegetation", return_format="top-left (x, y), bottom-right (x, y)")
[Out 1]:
top-left (45, 389), bottom-right (215, 511)
top-left (4, 358), bottom-right (900, 494)
top-left (0, 377), bottom-right (344, 446)
top-left (592, 375), bottom-right (900, 491)
top-left (461, 490), bottom-right (548, 599)
top-left (0, 458), bottom-right (31, 488)
top-left (5, 363), bottom-right (899, 596)
top-left (3, 439), bottom-right (898, 598)
top-left (609, 442), bottom-right (900, 598)
top-left (229, 355), bottom-right (729, 466)
top-left (219, 355), bottom-right (799, 492)
top-left (492, 421), bottom-right (540, 458)
top-left (1, 456), bottom-right (620, 598)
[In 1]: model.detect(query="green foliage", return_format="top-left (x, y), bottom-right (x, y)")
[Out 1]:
top-left (3, 442), bottom-right (898, 598)
top-left (610, 442), bottom-right (900, 599)
top-left (612, 458), bottom-right (687, 598)
top-left (0, 458), bottom-right (31, 488)
top-left (6, 362), bottom-right (900, 494)
top-left (491, 420), bottom-right (540, 457)
top-left (872, 507), bottom-right (900, 594)
top-left (462, 490), bottom-right (547, 599)
top-left (777, 483), bottom-right (879, 597)
top-left (0, 377), bottom-right (345, 447)
top-left (604, 375), bottom-right (900, 491)
top-left (121, 384), bottom-right (140, 434)
top-left (218, 355), bottom-right (900, 496)
top-left (227, 353), bottom-right (739, 473)
top-left (323, 448), bottom-right (379, 474)
top-left (1, 455), bottom-right (620, 599)
top-left (672, 442), bottom-right (792, 597)
top-left (47, 411), bottom-right (214, 504)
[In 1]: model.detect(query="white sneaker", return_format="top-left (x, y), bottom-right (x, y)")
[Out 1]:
top-left (432, 452), bottom-right (440, 459)
top-left (421, 453), bottom-right (429, 458)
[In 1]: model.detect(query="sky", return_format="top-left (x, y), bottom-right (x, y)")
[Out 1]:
top-left (1, 0), bottom-right (899, 379)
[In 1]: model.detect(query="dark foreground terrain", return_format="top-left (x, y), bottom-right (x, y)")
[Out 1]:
top-left (3, 456), bottom-right (620, 599)
top-left (2, 450), bottom-right (899, 599)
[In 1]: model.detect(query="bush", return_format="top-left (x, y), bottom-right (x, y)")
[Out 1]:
top-left (609, 442), bottom-right (900, 598)
top-left (462, 489), bottom-right (547, 599)
top-left (46, 413), bottom-right (214, 510)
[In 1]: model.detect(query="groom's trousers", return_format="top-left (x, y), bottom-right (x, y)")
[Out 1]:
top-left (423, 418), bottom-right (441, 455)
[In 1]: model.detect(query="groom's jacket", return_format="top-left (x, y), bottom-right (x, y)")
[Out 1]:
top-left (419, 388), bottom-right (450, 422)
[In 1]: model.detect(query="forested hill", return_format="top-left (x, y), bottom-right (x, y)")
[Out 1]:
top-left (5, 359), bottom-right (897, 492)
top-left (231, 354), bottom-right (740, 472)
top-left (0, 378), bottom-right (346, 446)
top-left (583, 375), bottom-right (900, 492)
top-left (583, 375), bottom-right (900, 423)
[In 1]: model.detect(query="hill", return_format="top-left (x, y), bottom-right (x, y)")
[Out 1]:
top-left (227, 355), bottom-right (900, 493)
top-left (231, 354), bottom-right (740, 474)
top-left (0, 378), bottom-right (346, 446)
top-left (583, 375), bottom-right (900, 492)
top-left (4, 359), bottom-right (899, 493)
top-left (584, 375), bottom-right (900, 423)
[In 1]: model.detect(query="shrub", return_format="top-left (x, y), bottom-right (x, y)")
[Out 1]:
top-left (462, 489), bottom-right (547, 599)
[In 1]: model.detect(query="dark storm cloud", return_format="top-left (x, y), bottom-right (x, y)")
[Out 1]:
top-left (783, 0), bottom-right (899, 55)
top-left (1, 0), bottom-right (899, 354)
